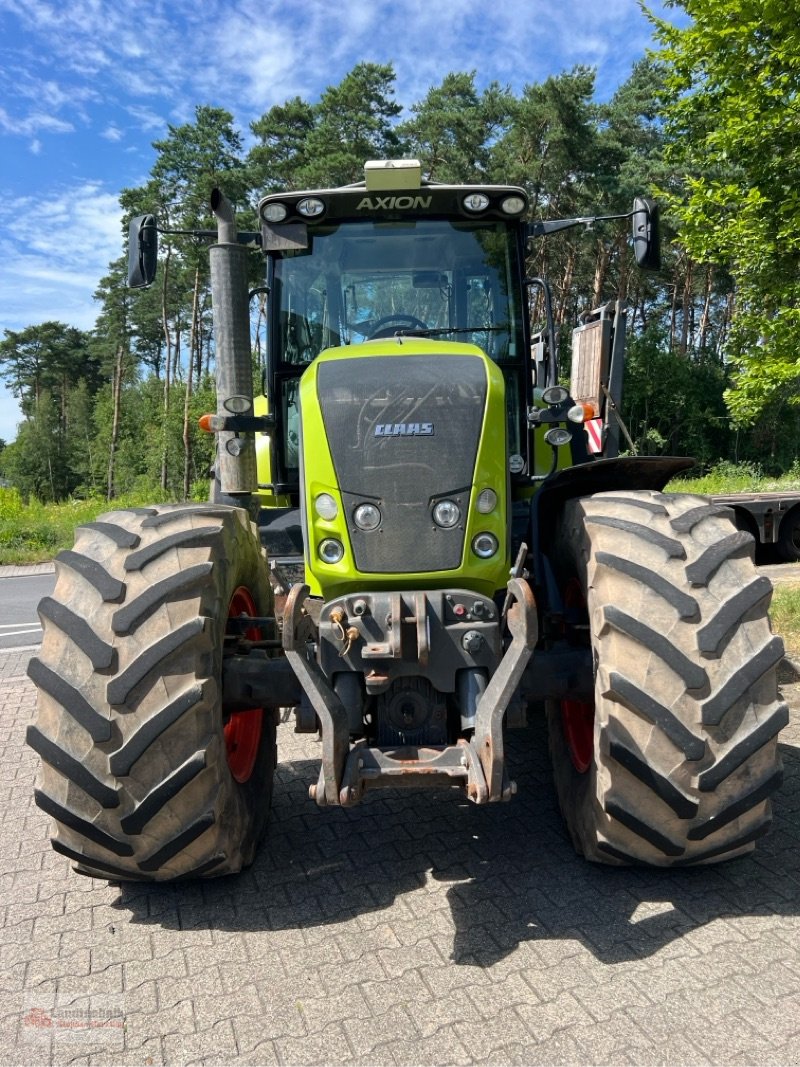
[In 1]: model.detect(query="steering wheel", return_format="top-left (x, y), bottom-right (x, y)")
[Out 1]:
top-left (367, 314), bottom-right (429, 339)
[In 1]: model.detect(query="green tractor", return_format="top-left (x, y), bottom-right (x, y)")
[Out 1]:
top-left (28, 160), bottom-right (787, 880)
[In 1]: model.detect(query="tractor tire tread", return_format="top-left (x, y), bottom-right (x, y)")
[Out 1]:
top-left (548, 489), bottom-right (785, 866)
top-left (29, 504), bottom-right (275, 882)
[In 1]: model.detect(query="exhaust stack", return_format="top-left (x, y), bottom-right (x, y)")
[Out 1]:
top-left (209, 187), bottom-right (257, 501)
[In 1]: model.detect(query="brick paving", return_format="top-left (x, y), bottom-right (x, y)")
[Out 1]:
top-left (1, 643), bottom-right (799, 1065)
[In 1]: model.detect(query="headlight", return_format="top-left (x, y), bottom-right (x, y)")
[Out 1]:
top-left (544, 427), bottom-right (572, 447)
top-left (433, 499), bottom-right (461, 528)
top-left (501, 195), bottom-right (526, 215)
top-left (462, 193), bottom-right (490, 213)
top-left (318, 538), bottom-right (344, 564)
top-left (472, 532), bottom-right (499, 559)
top-left (261, 202), bottom-right (288, 223)
top-left (354, 503), bottom-right (381, 531)
top-left (297, 197), bottom-right (325, 217)
top-left (542, 385), bottom-right (569, 406)
top-left (476, 488), bottom-right (497, 514)
top-left (314, 493), bottom-right (338, 520)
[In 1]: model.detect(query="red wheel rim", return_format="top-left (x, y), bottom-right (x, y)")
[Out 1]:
top-left (224, 586), bottom-right (264, 784)
top-left (560, 579), bottom-right (595, 774)
top-left (561, 699), bottom-right (595, 773)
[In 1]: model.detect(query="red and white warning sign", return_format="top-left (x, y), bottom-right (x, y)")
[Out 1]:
top-left (585, 418), bottom-right (604, 454)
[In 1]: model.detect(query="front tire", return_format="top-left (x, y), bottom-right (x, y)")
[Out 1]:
top-left (28, 504), bottom-right (276, 881)
top-left (548, 490), bottom-right (787, 866)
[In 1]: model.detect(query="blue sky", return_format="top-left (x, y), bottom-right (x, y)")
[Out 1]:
top-left (0, 0), bottom-right (681, 443)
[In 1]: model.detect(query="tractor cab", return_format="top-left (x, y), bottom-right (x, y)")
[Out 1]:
top-left (257, 160), bottom-right (535, 510)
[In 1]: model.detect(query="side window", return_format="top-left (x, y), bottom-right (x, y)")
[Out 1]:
top-left (282, 377), bottom-right (301, 474)
top-left (465, 272), bottom-right (510, 361)
top-left (278, 266), bottom-right (340, 364)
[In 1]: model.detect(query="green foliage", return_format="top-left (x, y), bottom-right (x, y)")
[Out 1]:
top-left (667, 458), bottom-right (800, 495)
top-left (622, 326), bottom-right (731, 464)
top-left (0, 485), bottom-right (206, 565)
top-left (401, 72), bottom-right (512, 183)
top-left (771, 584), bottom-right (800, 660)
top-left (249, 63), bottom-right (402, 190)
top-left (653, 0), bottom-right (800, 423)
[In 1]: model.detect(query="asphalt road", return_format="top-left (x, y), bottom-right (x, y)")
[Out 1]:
top-left (0, 573), bottom-right (54, 651)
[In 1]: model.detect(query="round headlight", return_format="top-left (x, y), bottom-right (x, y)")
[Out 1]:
top-left (472, 532), bottom-right (499, 559)
top-left (567, 404), bottom-right (586, 424)
top-left (476, 488), bottom-right (497, 514)
top-left (297, 197), bottom-right (325, 217)
top-left (542, 385), bottom-right (569, 406)
top-left (544, 427), bottom-right (572, 447)
top-left (262, 202), bottom-right (288, 223)
top-left (314, 493), bottom-right (338, 520)
top-left (462, 193), bottom-right (490, 213)
top-left (354, 503), bottom-right (381, 531)
top-left (509, 453), bottom-right (526, 475)
top-left (318, 538), bottom-right (344, 564)
top-left (433, 499), bottom-right (461, 528)
top-left (501, 195), bottom-right (526, 215)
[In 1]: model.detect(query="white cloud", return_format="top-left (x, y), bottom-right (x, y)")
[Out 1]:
top-left (102, 124), bottom-right (124, 142)
top-left (0, 181), bottom-right (123, 331)
top-left (0, 105), bottom-right (74, 136)
top-left (0, 180), bottom-right (122, 443)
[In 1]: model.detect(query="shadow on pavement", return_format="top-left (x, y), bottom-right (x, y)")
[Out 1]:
top-left (111, 708), bottom-right (800, 967)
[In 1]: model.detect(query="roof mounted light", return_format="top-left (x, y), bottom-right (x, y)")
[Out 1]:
top-left (501, 195), bottom-right (526, 215)
top-left (463, 193), bottom-right (490, 213)
top-left (297, 197), bottom-right (325, 218)
top-left (261, 202), bottom-right (288, 223)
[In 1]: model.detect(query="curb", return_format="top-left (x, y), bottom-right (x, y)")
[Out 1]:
top-left (0, 563), bottom-right (55, 577)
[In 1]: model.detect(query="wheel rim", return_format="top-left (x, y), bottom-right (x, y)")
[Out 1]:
top-left (224, 586), bottom-right (264, 784)
top-left (560, 579), bottom-right (595, 774)
top-left (561, 699), bottom-right (595, 773)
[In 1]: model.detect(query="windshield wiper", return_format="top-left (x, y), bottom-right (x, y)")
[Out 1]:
top-left (394, 326), bottom-right (506, 338)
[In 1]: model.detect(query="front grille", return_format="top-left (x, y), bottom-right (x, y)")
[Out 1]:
top-left (316, 355), bottom-right (487, 573)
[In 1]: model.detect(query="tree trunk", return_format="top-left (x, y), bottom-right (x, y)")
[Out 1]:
top-left (699, 265), bottom-right (714, 351)
top-left (679, 260), bottom-right (693, 356)
top-left (107, 345), bottom-right (124, 501)
top-left (183, 267), bottom-right (201, 500)
top-left (592, 240), bottom-right (610, 307)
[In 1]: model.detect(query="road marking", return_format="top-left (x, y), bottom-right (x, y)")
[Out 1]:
top-left (0, 626), bottom-right (42, 638)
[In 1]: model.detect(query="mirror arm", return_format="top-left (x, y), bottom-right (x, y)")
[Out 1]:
top-left (157, 226), bottom-right (261, 246)
top-left (528, 211), bottom-right (633, 239)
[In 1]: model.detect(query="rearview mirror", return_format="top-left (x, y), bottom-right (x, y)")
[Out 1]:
top-left (127, 214), bottom-right (158, 288)
top-left (631, 197), bottom-right (661, 271)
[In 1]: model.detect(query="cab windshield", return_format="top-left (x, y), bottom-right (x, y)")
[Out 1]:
top-left (272, 218), bottom-right (523, 365)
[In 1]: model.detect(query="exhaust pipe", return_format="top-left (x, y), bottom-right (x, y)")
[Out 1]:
top-left (209, 188), bottom-right (257, 501)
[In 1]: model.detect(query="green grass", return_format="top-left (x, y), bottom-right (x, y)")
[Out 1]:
top-left (0, 486), bottom-right (205, 565)
top-left (666, 460), bottom-right (800, 496)
top-left (772, 584), bottom-right (800, 662)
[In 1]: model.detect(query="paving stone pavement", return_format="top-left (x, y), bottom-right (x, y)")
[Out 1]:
top-left (1, 646), bottom-right (799, 1066)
